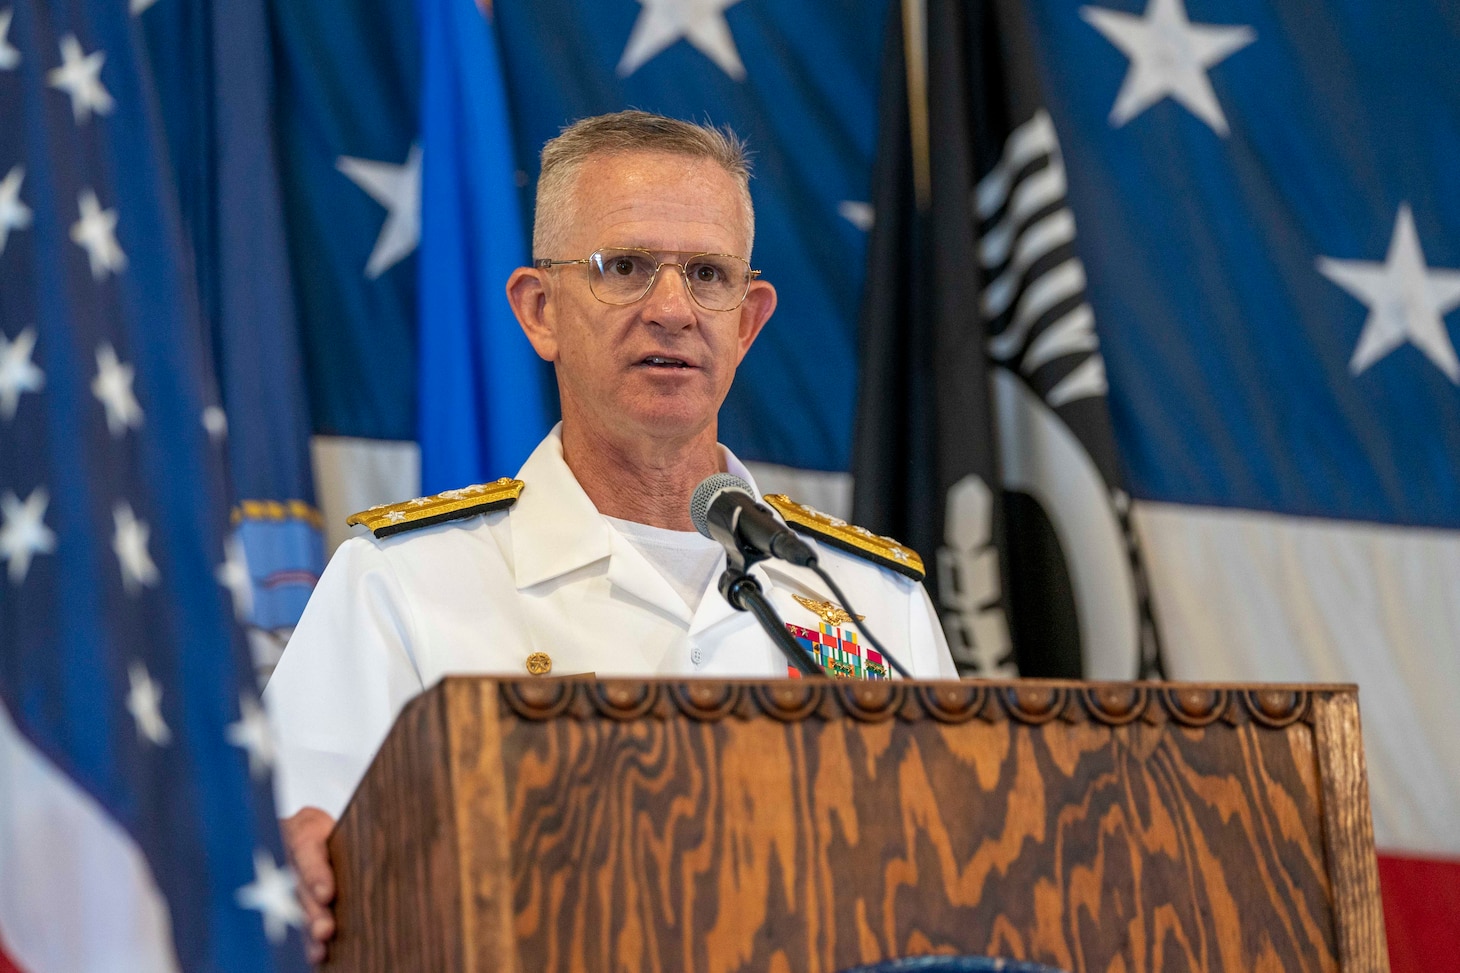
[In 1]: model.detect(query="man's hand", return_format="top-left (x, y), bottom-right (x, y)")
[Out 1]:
top-left (281, 807), bottom-right (337, 963)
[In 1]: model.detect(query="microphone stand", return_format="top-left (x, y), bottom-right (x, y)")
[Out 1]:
top-left (719, 567), bottom-right (825, 677)
top-left (711, 511), bottom-right (825, 677)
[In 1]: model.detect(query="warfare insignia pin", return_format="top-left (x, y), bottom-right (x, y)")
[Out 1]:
top-left (792, 593), bottom-right (863, 626)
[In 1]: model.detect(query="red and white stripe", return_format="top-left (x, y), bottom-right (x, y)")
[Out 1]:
top-left (0, 700), bottom-right (181, 973)
top-left (1134, 500), bottom-right (1460, 968)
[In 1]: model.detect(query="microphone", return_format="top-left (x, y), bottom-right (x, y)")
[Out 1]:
top-left (689, 474), bottom-right (817, 567)
top-left (691, 474), bottom-right (823, 674)
top-left (690, 473), bottom-right (915, 681)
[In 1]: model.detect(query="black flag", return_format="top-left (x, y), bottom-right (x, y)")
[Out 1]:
top-left (853, 0), bottom-right (1163, 679)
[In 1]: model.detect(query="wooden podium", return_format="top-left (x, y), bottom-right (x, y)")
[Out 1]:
top-left (324, 677), bottom-right (1388, 973)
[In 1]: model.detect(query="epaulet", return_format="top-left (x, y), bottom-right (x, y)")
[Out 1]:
top-left (761, 494), bottom-right (925, 581)
top-left (346, 478), bottom-right (524, 538)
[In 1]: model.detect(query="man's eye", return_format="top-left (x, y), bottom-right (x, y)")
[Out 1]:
top-left (609, 258), bottom-right (641, 276)
top-left (690, 263), bottom-right (724, 282)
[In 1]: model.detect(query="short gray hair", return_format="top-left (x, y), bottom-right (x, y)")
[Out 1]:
top-left (532, 110), bottom-right (755, 258)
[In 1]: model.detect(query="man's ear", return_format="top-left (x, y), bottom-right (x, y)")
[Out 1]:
top-left (507, 267), bottom-right (558, 362)
top-left (734, 279), bottom-right (777, 363)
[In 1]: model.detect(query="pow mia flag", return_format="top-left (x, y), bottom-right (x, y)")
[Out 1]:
top-left (853, 0), bottom-right (1162, 679)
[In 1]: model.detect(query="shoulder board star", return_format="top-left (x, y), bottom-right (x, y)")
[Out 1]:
top-left (762, 494), bottom-right (925, 581)
top-left (347, 477), bottom-right (524, 538)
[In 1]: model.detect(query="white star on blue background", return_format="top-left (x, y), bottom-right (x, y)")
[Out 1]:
top-left (91, 342), bottom-right (143, 435)
top-left (1318, 204), bottom-right (1460, 384)
top-left (337, 144), bottom-right (421, 280)
top-left (235, 850), bottom-right (304, 943)
top-left (126, 661), bottom-right (171, 746)
top-left (618, 0), bottom-right (746, 80)
top-left (0, 164), bottom-right (32, 255)
top-left (47, 34), bottom-right (114, 124)
top-left (0, 326), bottom-right (43, 420)
top-left (1081, 0), bottom-right (1255, 136)
top-left (0, 487), bottom-right (56, 584)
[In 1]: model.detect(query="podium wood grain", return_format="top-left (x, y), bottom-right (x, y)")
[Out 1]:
top-left (325, 678), bottom-right (1387, 973)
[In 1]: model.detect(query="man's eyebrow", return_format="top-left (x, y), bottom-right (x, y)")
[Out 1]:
top-left (603, 247), bottom-right (742, 258)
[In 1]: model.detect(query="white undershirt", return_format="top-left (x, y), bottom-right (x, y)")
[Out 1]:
top-left (605, 516), bottom-right (724, 613)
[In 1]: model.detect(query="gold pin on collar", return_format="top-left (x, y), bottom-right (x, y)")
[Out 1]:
top-left (525, 651), bottom-right (552, 676)
top-left (793, 594), bottom-right (863, 626)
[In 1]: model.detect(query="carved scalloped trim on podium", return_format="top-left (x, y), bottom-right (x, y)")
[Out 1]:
top-left (494, 678), bottom-right (1329, 729)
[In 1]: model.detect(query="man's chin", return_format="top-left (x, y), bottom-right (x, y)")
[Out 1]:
top-left (634, 410), bottom-right (714, 440)
top-left (619, 396), bottom-right (719, 442)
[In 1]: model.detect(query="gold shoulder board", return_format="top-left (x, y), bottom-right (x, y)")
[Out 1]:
top-left (761, 494), bottom-right (925, 581)
top-left (346, 478), bottom-right (524, 539)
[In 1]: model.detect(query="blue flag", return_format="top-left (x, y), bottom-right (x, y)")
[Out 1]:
top-left (270, 0), bottom-right (420, 445)
top-left (416, 0), bottom-right (551, 492)
top-left (0, 0), bottom-right (308, 966)
top-left (1020, 0), bottom-right (1460, 524)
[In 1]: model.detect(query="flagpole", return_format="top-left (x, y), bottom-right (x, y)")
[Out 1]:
top-left (901, 0), bottom-right (930, 211)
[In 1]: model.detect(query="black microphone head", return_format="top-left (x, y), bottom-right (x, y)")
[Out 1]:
top-left (689, 473), bottom-right (754, 539)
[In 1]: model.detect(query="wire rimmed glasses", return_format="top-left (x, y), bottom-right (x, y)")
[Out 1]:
top-left (534, 248), bottom-right (760, 312)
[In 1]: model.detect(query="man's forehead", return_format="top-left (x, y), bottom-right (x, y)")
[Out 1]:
top-left (566, 152), bottom-right (750, 250)
top-left (572, 149), bottom-right (736, 192)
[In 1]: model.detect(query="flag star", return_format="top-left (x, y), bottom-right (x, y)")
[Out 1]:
top-left (0, 9), bottom-right (20, 71)
top-left (336, 144), bottom-right (421, 279)
top-left (126, 661), bottom-right (171, 746)
top-left (0, 487), bottom-right (56, 584)
top-left (618, 0), bottom-right (747, 80)
top-left (1080, 0), bottom-right (1254, 137)
top-left (47, 34), bottom-right (114, 124)
top-left (235, 850), bottom-right (304, 943)
top-left (247, 628), bottom-right (285, 678)
top-left (1318, 203), bottom-right (1460, 384)
top-left (201, 405), bottom-right (228, 442)
top-left (216, 531), bottom-right (253, 621)
top-left (112, 502), bottom-right (159, 594)
top-left (71, 189), bottom-right (127, 280)
top-left (837, 200), bottom-right (875, 232)
top-left (226, 695), bottom-right (275, 778)
top-left (0, 325), bottom-right (44, 421)
top-left (0, 165), bottom-right (32, 255)
top-left (91, 343), bottom-right (143, 435)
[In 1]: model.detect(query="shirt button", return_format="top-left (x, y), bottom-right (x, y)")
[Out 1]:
top-left (691, 646), bottom-right (704, 666)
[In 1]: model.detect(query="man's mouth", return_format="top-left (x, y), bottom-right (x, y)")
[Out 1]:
top-left (638, 355), bottom-right (694, 369)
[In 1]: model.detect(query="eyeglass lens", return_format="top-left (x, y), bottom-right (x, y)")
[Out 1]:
top-left (588, 249), bottom-right (750, 311)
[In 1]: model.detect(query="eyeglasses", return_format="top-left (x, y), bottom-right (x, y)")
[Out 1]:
top-left (534, 248), bottom-right (760, 312)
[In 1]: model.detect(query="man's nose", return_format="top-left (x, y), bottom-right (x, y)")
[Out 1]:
top-left (641, 265), bottom-right (697, 328)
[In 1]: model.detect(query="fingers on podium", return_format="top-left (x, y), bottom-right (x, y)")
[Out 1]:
top-left (282, 806), bottom-right (338, 953)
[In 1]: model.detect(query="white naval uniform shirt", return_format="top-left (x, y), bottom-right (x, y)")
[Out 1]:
top-left (265, 427), bottom-right (958, 819)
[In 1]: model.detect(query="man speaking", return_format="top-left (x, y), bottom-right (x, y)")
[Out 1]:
top-left (265, 110), bottom-right (957, 958)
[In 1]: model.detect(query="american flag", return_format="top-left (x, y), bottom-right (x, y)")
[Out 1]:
top-left (0, 0), bottom-right (308, 968)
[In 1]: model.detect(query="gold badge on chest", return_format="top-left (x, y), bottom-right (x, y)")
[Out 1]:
top-left (792, 593), bottom-right (863, 626)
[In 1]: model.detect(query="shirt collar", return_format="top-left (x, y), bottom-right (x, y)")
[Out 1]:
top-left (508, 424), bottom-right (766, 590)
